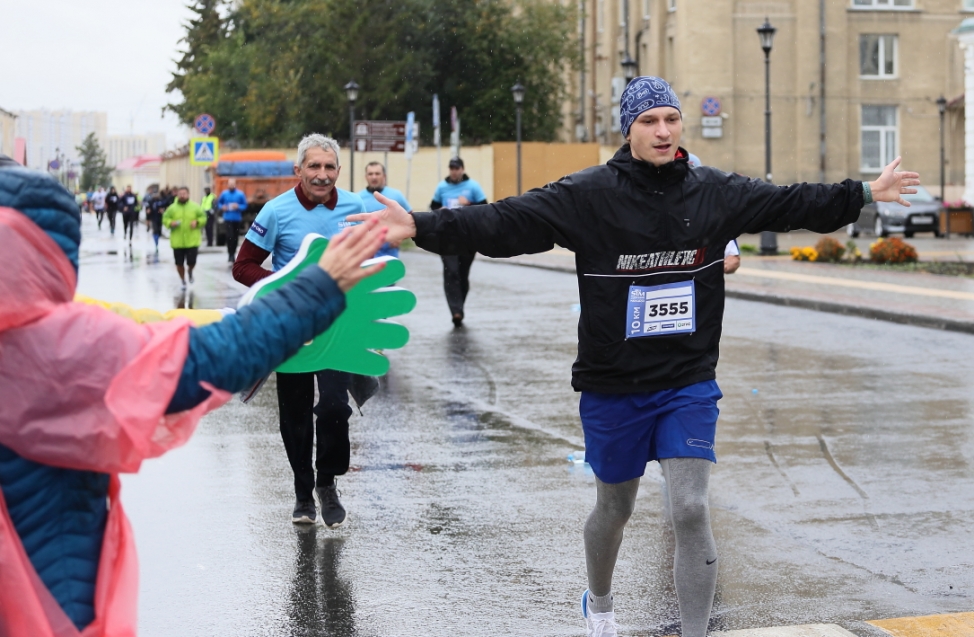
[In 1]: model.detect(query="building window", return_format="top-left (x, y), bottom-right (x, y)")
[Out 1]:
top-left (861, 105), bottom-right (897, 172)
top-left (851, 0), bottom-right (912, 8)
top-left (860, 35), bottom-right (897, 78)
top-left (668, 0), bottom-right (676, 10)
top-left (643, 0), bottom-right (651, 19)
top-left (597, 0), bottom-right (604, 32)
top-left (965, 0), bottom-right (974, 10)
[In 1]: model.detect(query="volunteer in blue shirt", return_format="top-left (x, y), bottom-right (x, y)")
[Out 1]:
top-left (217, 178), bottom-right (248, 263)
top-left (232, 134), bottom-right (367, 528)
top-left (430, 157), bottom-right (487, 327)
top-left (358, 161), bottom-right (411, 258)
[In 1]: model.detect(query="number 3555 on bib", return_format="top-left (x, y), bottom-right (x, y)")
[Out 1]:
top-left (626, 280), bottom-right (696, 339)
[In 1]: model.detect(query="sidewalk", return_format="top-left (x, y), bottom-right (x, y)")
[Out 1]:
top-left (484, 240), bottom-right (974, 336)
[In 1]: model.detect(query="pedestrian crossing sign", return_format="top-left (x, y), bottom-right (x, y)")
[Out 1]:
top-left (190, 137), bottom-right (219, 165)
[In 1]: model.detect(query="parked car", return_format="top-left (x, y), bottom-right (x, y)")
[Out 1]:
top-left (847, 185), bottom-right (942, 238)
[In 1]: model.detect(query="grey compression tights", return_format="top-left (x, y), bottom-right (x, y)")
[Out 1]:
top-left (583, 457), bottom-right (717, 637)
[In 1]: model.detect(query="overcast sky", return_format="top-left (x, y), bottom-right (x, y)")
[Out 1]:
top-left (4, 0), bottom-right (198, 148)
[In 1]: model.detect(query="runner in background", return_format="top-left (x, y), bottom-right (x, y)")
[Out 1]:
top-left (145, 189), bottom-right (168, 254)
top-left (429, 157), bottom-right (487, 327)
top-left (201, 187), bottom-right (216, 247)
top-left (357, 161), bottom-right (411, 258)
top-left (118, 185), bottom-right (139, 243)
top-left (162, 186), bottom-right (206, 288)
top-left (217, 178), bottom-right (247, 263)
top-left (91, 186), bottom-right (106, 230)
top-left (104, 186), bottom-right (119, 235)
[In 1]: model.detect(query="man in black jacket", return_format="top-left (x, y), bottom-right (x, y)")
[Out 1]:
top-left (353, 76), bottom-right (919, 637)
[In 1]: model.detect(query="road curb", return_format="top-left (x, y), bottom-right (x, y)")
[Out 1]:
top-left (724, 289), bottom-right (974, 336)
top-left (713, 625), bottom-right (856, 637)
top-left (486, 256), bottom-right (974, 336)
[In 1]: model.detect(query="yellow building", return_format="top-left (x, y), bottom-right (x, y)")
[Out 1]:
top-left (572, 0), bottom-right (973, 196)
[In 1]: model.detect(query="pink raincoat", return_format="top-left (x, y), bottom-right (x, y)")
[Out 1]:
top-left (0, 207), bottom-right (230, 637)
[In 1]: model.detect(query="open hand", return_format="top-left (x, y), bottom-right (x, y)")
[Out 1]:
top-left (318, 216), bottom-right (388, 292)
top-left (869, 157), bottom-right (920, 206)
top-left (346, 191), bottom-right (416, 244)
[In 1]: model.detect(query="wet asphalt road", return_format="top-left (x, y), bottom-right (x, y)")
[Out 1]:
top-left (74, 217), bottom-right (974, 636)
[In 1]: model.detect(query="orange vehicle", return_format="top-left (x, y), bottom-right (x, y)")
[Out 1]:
top-left (209, 151), bottom-right (299, 246)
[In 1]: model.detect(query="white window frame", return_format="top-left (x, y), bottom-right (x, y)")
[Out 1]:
top-left (860, 105), bottom-right (898, 173)
top-left (851, 0), bottom-right (913, 9)
top-left (859, 34), bottom-right (897, 79)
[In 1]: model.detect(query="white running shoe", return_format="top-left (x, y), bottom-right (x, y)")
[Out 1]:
top-left (581, 589), bottom-right (619, 637)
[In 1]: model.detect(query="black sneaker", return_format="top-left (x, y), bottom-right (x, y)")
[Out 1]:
top-left (452, 312), bottom-right (464, 327)
top-left (292, 499), bottom-right (317, 525)
top-left (316, 484), bottom-right (347, 528)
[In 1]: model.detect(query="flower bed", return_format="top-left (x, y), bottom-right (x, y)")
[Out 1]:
top-left (869, 237), bottom-right (918, 264)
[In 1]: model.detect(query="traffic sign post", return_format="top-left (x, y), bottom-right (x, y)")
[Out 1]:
top-left (405, 112), bottom-right (416, 199)
top-left (194, 113), bottom-right (216, 136)
top-left (190, 137), bottom-right (219, 166)
top-left (700, 98), bottom-right (723, 139)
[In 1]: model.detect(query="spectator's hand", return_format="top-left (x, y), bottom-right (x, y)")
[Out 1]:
top-left (869, 157), bottom-right (921, 207)
top-left (318, 216), bottom-right (388, 292)
top-left (171, 220), bottom-right (181, 227)
top-left (230, 203), bottom-right (238, 211)
top-left (723, 255), bottom-right (741, 274)
top-left (457, 196), bottom-right (470, 206)
top-left (190, 220), bottom-right (198, 229)
top-left (346, 192), bottom-right (416, 245)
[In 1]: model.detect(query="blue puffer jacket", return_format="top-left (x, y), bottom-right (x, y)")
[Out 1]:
top-left (0, 165), bottom-right (346, 630)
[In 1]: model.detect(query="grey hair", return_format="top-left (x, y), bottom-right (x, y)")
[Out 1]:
top-left (296, 133), bottom-right (341, 168)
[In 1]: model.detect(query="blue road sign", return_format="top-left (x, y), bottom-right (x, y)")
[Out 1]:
top-left (194, 113), bottom-right (216, 136)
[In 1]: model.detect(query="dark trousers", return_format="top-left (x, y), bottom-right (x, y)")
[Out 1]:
top-left (106, 210), bottom-right (117, 233)
top-left (204, 212), bottom-right (215, 246)
top-left (441, 252), bottom-right (476, 316)
top-left (122, 213), bottom-right (136, 241)
top-left (276, 370), bottom-right (352, 502)
top-left (226, 220), bottom-right (241, 260)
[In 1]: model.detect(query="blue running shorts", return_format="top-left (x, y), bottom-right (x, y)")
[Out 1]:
top-left (579, 380), bottom-right (722, 484)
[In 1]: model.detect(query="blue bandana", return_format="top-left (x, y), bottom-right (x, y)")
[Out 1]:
top-left (619, 76), bottom-right (681, 138)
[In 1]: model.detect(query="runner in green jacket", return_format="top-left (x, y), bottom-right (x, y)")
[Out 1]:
top-left (163, 186), bottom-right (208, 287)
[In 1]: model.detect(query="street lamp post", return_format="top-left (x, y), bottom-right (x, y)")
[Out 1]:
top-left (344, 80), bottom-right (360, 192)
top-left (619, 53), bottom-right (639, 86)
top-left (621, 54), bottom-right (638, 85)
top-left (757, 17), bottom-right (778, 256)
top-left (937, 95), bottom-right (949, 239)
top-left (511, 82), bottom-right (526, 195)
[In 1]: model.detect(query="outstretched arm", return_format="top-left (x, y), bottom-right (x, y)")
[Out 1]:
top-left (732, 157), bottom-right (921, 236)
top-left (166, 218), bottom-right (387, 412)
top-left (347, 185), bottom-right (579, 257)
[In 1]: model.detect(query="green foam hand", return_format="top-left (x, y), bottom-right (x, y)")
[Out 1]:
top-left (238, 234), bottom-right (417, 376)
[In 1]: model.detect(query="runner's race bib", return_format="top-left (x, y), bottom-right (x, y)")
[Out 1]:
top-left (626, 280), bottom-right (696, 338)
